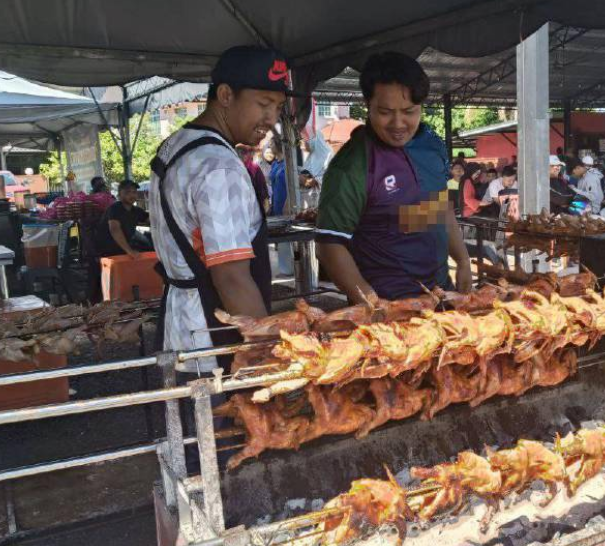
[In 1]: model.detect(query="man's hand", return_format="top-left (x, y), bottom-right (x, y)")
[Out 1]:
top-left (455, 262), bottom-right (473, 293)
top-left (128, 250), bottom-right (141, 260)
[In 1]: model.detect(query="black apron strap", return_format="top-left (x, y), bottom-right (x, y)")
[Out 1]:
top-left (153, 136), bottom-right (232, 352)
top-left (152, 136), bottom-right (229, 283)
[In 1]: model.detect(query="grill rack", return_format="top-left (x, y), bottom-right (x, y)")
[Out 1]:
top-left (1, 333), bottom-right (605, 544)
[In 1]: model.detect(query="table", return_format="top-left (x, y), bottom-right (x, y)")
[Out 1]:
top-left (0, 244), bottom-right (15, 298)
top-left (268, 225), bottom-right (317, 294)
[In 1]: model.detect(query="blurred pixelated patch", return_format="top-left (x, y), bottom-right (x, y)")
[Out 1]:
top-left (398, 190), bottom-right (449, 233)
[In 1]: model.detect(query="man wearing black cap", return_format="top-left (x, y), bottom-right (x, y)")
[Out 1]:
top-left (95, 179), bottom-right (149, 258)
top-left (149, 45), bottom-right (287, 373)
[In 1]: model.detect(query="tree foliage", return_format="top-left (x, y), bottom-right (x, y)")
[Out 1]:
top-left (423, 106), bottom-right (500, 138)
top-left (99, 114), bottom-right (163, 183)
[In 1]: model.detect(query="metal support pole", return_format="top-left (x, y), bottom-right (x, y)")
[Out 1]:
top-left (120, 87), bottom-right (133, 181)
top-left (564, 99), bottom-right (573, 154)
top-left (0, 147), bottom-right (6, 171)
top-left (517, 23), bottom-right (550, 216)
top-left (192, 380), bottom-right (225, 538)
top-left (443, 93), bottom-right (453, 162)
top-left (281, 102), bottom-right (301, 214)
top-left (157, 352), bottom-right (188, 510)
top-left (56, 137), bottom-right (66, 193)
top-left (293, 240), bottom-right (315, 294)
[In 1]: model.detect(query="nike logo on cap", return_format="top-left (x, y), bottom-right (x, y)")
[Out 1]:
top-left (268, 59), bottom-right (289, 83)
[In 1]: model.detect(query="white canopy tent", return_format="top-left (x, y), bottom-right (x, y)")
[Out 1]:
top-left (0, 71), bottom-right (118, 151)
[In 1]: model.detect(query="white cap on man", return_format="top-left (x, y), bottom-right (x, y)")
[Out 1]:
top-left (582, 156), bottom-right (595, 167)
top-left (549, 155), bottom-right (565, 166)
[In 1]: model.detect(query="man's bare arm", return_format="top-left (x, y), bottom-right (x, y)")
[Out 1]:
top-left (210, 260), bottom-right (268, 317)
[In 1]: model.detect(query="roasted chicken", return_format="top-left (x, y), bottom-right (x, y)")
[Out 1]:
top-left (225, 393), bottom-right (311, 470)
top-left (487, 439), bottom-right (566, 506)
top-left (214, 307), bottom-right (309, 341)
top-left (556, 428), bottom-right (605, 496)
top-left (322, 468), bottom-right (413, 545)
top-left (303, 384), bottom-right (375, 443)
top-left (411, 452), bottom-right (501, 525)
top-left (356, 376), bottom-right (430, 438)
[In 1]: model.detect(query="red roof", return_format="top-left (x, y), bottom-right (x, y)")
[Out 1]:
top-left (321, 119), bottom-right (363, 148)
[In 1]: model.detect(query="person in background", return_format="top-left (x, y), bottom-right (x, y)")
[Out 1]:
top-left (510, 155), bottom-right (518, 170)
top-left (237, 145), bottom-right (270, 213)
top-left (482, 165), bottom-right (518, 208)
top-left (268, 137), bottom-right (294, 276)
top-left (456, 151), bottom-right (467, 168)
top-left (570, 156), bottom-right (604, 215)
top-left (258, 143), bottom-right (275, 184)
top-left (461, 163), bottom-right (491, 218)
top-left (90, 176), bottom-right (111, 194)
top-left (95, 180), bottom-right (150, 259)
top-left (549, 155), bottom-right (574, 215)
top-left (447, 162), bottom-right (465, 215)
top-left (269, 137), bottom-right (287, 216)
top-left (299, 131), bottom-right (333, 210)
top-left (566, 157), bottom-right (581, 187)
top-left (477, 167), bottom-right (497, 201)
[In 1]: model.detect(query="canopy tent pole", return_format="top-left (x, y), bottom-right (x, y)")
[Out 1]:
top-left (281, 107), bottom-right (301, 214)
top-left (443, 93), bottom-right (453, 162)
top-left (119, 86), bottom-right (133, 181)
top-left (517, 23), bottom-right (550, 216)
top-left (563, 99), bottom-right (573, 153)
top-left (56, 136), bottom-right (66, 192)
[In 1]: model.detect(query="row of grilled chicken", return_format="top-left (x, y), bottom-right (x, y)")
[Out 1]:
top-left (0, 300), bottom-right (151, 361)
top-left (246, 286), bottom-right (604, 403)
top-left (320, 426), bottom-right (605, 545)
top-left (219, 347), bottom-right (578, 470)
top-left (216, 271), bottom-right (597, 343)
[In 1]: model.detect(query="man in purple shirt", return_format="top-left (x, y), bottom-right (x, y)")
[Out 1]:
top-left (316, 52), bottom-right (471, 303)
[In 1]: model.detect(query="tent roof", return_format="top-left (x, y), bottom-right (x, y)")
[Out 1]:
top-left (315, 26), bottom-right (605, 108)
top-left (0, 71), bottom-right (118, 150)
top-left (1, 1), bottom-right (605, 90)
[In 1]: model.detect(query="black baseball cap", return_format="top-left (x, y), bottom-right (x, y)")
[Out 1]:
top-left (211, 45), bottom-right (291, 94)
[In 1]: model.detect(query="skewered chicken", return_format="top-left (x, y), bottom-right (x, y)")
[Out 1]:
top-left (422, 364), bottom-right (482, 420)
top-left (411, 452), bottom-right (501, 524)
top-left (425, 310), bottom-right (480, 368)
top-left (442, 284), bottom-right (508, 313)
top-left (380, 287), bottom-right (444, 321)
top-left (556, 428), bottom-right (605, 496)
top-left (486, 439), bottom-right (566, 506)
top-left (530, 347), bottom-right (578, 388)
top-left (304, 299), bottom-right (380, 333)
top-left (225, 393), bottom-right (311, 470)
top-left (322, 467), bottom-right (413, 545)
top-left (214, 307), bottom-right (309, 341)
top-left (558, 270), bottom-right (597, 297)
top-left (356, 376), bottom-right (430, 438)
top-left (318, 428), bottom-right (604, 544)
top-left (303, 384), bottom-right (375, 443)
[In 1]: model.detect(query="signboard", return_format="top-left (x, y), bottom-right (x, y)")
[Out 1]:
top-left (63, 124), bottom-right (103, 193)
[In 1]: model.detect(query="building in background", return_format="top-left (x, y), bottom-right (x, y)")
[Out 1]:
top-left (149, 101), bottom-right (207, 138)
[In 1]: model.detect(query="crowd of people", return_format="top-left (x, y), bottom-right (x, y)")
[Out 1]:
top-left (451, 147), bottom-right (605, 222)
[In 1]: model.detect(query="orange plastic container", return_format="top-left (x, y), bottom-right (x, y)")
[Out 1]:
top-left (0, 352), bottom-right (69, 411)
top-left (101, 251), bottom-right (164, 302)
top-left (0, 296), bottom-right (69, 410)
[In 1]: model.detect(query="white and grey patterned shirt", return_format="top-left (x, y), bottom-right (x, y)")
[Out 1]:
top-left (149, 127), bottom-right (262, 372)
